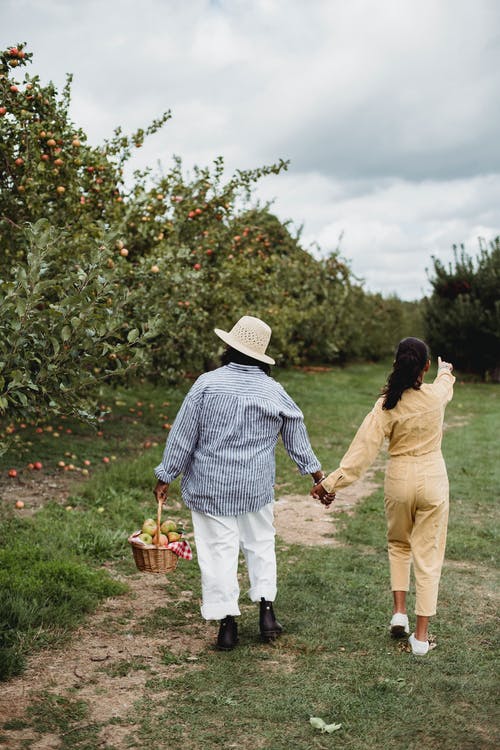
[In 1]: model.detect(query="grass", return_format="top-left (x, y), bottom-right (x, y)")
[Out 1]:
top-left (0, 362), bottom-right (498, 749)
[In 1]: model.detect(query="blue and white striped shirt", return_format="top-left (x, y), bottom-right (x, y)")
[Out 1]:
top-left (155, 363), bottom-right (321, 515)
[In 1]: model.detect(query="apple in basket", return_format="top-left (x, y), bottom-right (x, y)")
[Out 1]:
top-left (153, 531), bottom-right (169, 547)
top-left (138, 532), bottom-right (153, 544)
top-left (160, 519), bottom-right (177, 534)
top-left (142, 518), bottom-right (157, 536)
top-left (167, 531), bottom-right (181, 543)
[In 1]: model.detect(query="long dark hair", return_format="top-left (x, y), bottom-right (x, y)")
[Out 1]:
top-left (381, 337), bottom-right (430, 410)
top-left (220, 346), bottom-right (271, 376)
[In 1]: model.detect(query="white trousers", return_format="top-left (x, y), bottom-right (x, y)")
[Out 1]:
top-left (191, 503), bottom-right (277, 621)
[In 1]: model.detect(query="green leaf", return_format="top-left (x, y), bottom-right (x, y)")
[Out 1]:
top-left (309, 717), bottom-right (325, 730)
top-left (310, 717), bottom-right (341, 734)
top-left (61, 326), bottom-right (71, 342)
top-left (323, 723), bottom-right (342, 733)
top-left (127, 329), bottom-right (139, 343)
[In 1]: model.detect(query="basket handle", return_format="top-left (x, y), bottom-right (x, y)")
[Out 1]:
top-left (155, 497), bottom-right (163, 548)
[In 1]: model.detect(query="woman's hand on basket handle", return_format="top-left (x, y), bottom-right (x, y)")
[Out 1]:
top-left (154, 479), bottom-right (169, 506)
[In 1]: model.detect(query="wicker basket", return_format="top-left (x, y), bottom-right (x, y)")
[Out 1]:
top-left (128, 498), bottom-right (179, 574)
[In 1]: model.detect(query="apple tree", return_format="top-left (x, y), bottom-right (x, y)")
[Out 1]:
top-left (0, 42), bottom-right (170, 270)
top-left (0, 219), bottom-right (161, 453)
top-left (424, 238), bottom-right (500, 379)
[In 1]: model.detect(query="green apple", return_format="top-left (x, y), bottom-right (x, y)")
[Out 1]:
top-left (160, 519), bottom-right (177, 534)
top-left (142, 518), bottom-right (157, 536)
top-left (138, 532), bottom-right (152, 545)
top-left (167, 531), bottom-right (181, 543)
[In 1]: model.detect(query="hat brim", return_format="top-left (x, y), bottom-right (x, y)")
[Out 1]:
top-left (214, 328), bottom-right (275, 365)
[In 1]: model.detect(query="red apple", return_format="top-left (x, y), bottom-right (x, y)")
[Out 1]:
top-left (15, 500), bottom-right (25, 509)
top-left (0, 107), bottom-right (7, 117)
top-left (15, 157), bottom-right (24, 166)
top-left (102, 456), bottom-right (110, 463)
top-left (8, 468), bottom-right (17, 478)
top-left (193, 263), bottom-right (201, 271)
top-left (33, 461), bottom-right (43, 470)
top-left (9, 85), bottom-right (18, 93)
top-left (152, 532), bottom-right (168, 547)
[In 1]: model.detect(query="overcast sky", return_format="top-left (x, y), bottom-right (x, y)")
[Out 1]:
top-left (3, 0), bottom-right (500, 299)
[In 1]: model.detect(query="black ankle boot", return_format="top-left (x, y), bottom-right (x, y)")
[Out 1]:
top-left (217, 615), bottom-right (238, 651)
top-left (259, 598), bottom-right (283, 642)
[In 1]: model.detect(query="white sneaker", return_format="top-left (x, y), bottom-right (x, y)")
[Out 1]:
top-left (390, 613), bottom-right (409, 638)
top-left (408, 633), bottom-right (430, 656)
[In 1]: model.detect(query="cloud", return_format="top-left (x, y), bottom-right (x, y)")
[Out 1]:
top-left (257, 171), bottom-right (500, 300)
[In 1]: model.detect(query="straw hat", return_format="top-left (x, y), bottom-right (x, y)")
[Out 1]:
top-left (214, 315), bottom-right (275, 365)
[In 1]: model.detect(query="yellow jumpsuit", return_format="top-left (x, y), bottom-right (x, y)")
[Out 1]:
top-left (322, 368), bottom-right (455, 616)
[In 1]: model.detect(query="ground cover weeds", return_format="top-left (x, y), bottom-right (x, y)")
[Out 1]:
top-left (0, 364), bottom-right (498, 749)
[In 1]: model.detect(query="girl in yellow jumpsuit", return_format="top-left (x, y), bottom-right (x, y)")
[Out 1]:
top-left (311, 337), bottom-right (455, 655)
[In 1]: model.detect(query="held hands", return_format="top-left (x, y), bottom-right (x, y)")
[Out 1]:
top-left (438, 356), bottom-right (453, 372)
top-left (310, 480), bottom-right (336, 507)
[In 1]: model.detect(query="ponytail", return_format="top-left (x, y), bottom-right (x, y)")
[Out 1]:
top-left (382, 338), bottom-right (430, 410)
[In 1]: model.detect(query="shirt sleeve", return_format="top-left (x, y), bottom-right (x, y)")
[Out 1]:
top-left (154, 379), bottom-right (204, 483)
top-left (432, 368), bottom-right (455, 403)
top-left (279, 388), bottom-right (322, 475)
top-left (322, 399), bottom-right (387, 493)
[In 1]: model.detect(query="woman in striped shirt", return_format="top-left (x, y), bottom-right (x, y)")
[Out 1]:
top-left (154, 316), bottom-right (328, 651)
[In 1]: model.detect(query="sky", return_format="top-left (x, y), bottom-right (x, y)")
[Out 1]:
top-left (2, 0), bottom-right (500, 300)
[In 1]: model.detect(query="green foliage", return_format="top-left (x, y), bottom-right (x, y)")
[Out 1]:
top-left (424, 238), bottom-right (500, 379)
top-left (334, 287), bottom-right (425, 362)
top-left (0, 219), bottom-right (160, 442)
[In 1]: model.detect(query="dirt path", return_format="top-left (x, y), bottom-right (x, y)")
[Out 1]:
top-left (0, 465), bottom-right (382, 749)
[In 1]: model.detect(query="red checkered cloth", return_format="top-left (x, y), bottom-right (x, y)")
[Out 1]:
top-left (166, 539), bottom-right (193, 560)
